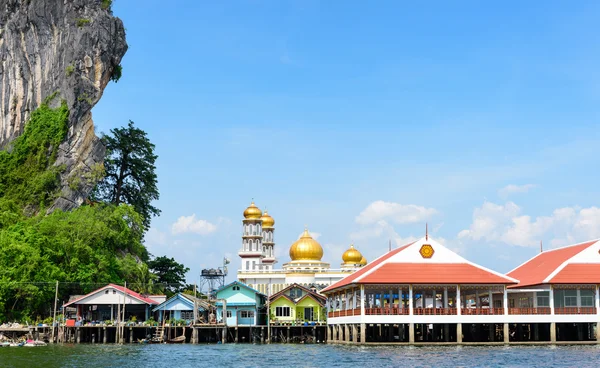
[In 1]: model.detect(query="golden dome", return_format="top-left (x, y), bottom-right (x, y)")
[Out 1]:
top-left (243, 202), bottom-right (262, 219)
top-left (261, 211), bottom-right (275, 228)
top-left (289, 228), bottom-right (323, 261)
top-left (359, 256), bottom-right (367, 266)
top-left (342, 244), bottom-right (363, 264)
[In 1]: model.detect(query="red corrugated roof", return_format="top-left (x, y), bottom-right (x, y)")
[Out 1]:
top-left (63, 284), bottom-right (160, 307)
top-left (321, 242), bottom-right (415, 293)
top-left (548, 264), bottom-right (600, 284)
top-left (507, 240), bottom-right (597, 288)
top-left (360, 263), bottom-right (517, 284)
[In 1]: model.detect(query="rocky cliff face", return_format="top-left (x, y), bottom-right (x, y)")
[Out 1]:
top-left (0, 0), bottom-right (127, 211)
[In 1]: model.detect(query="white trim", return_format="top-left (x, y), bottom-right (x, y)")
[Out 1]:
top-left (508, 239), bottom-right (600, 276)
top-left (355, 237), bottom-right (517, 284)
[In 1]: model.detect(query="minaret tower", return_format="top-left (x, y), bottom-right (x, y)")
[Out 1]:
top-left (260, 211), bottom-right (276, 270)
top-left (238, 201), bottom-right (264, 271)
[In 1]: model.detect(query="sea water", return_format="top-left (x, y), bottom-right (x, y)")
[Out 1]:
top-left (1, 343), bottom-right (600, 367)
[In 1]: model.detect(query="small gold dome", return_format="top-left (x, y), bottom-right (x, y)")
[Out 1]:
top-left (243, 202), bottom-right (262, 219)
top-left (289, 228), bottom-right (323, 261)
top-left (342, 244), bottom-right (363, 264)
top-left (261, 211), bottom-right (275, 228)
top-left (359, 256), bottom-right (367, 266)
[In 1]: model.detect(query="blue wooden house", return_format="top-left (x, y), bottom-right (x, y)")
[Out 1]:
top-left (152, 293), bottom-right (212, 324)
top-left (215, 281), bottom-right (266, 326)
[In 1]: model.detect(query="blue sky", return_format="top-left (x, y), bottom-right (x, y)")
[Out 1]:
top-left (93, 0), bottom-right (600, 283)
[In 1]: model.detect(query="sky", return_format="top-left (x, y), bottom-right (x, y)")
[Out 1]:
top-left (92, 0), bottom-right (600, 284)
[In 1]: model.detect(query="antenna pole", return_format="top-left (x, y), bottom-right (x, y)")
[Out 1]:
top-left (540, 240), bottom-right (543, 253)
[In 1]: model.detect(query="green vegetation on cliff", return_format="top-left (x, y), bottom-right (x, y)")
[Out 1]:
top-left (0, 99), bottom-right (68, 212)
top-left (0, 102), bottom-right (155, 322)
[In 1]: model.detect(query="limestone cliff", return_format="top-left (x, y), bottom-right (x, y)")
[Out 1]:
top-left (0, 0), bottom-right (127, 211)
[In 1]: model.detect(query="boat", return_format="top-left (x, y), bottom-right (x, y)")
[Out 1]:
top-left (0, 342), bottom-right (10, 347)
top-left (167, 335), bottom-right (186, 344)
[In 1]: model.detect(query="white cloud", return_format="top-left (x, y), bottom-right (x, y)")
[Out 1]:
top-left (498, 184), bottom-right (537, 198)
top-left (459, 201), bottom-right (600, 248)
top-left (355, 200), bottom-right (438, 225)
top-left (171, 214), bottom-right (217, 235)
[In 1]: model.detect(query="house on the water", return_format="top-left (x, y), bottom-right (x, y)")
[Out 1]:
top-left (152, 293), bottom-right (213, 324)
top-left (216, 281), bottom-right (267, 326)
top-left (62, 284), bottom-right (165, 323)
top-left (269, 283), bottom-right (326, 325)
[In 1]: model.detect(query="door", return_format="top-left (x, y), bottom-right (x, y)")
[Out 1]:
top-left (304, 307), bottom-right (313, 321)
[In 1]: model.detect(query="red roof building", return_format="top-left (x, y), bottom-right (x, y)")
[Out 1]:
top-left (322, 237), bottom-right (600, 345)
top-left (63, 284), bottom-right (163, 324)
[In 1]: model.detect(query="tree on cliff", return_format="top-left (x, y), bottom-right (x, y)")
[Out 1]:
top-left (147, 256), bottom-right (190, 296)
top-left (92, 121), bottom-right (160, 230)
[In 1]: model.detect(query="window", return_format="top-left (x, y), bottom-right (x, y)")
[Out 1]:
top-left (240, 310), bottom-right (254, 318)
top-left (275, 306), bottom-right (291, 317)
top-left (224, 310), bottom-right (232, 318)
top-left (581, 289), bottom-right (594, 307)
top-left (289, 288), bottom-right (303, 298)
top-left (518, 297), bottom-right (532, 308)
top-left (246, 261), bottom-right (250, 270)
top-left (113, 290), bottom-right (116, 294)
top-left (564, 290), bottom-right (577, 307)
top-left (537, 292), bottom-right (549, 307)
top-left (105, 290), bottom-right (109, 294)
top-left (233, 285), bottom-right (240, 291)
top-left (509, 299), bottom-right (515, 308)
top-left (181, 311), bottom-right (194, 320)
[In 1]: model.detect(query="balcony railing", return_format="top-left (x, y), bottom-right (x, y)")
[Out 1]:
top-left (328, 309), bottom-right (361, 318)
top-left (555, 307), bottom-right (597, 315)
top-left (413, 307), bottom-right (457, 315)
top-left (461, 308), bottom-right (504, 315)
top-left (508, 307), bottom-right (551, 315)
top-left (365, 307), bottom-right (410, 315)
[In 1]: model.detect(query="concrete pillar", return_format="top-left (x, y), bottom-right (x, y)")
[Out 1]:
top-left (327, 325), bottom-right (331, 342)
top-left (457, 286), bottom-right (461, 315)
top-left (360, 286), bottom-right (365, 316)
top-left (503, 323), bottom-right (509, 343)
top-left (503, 287), bottom-right (508, 315)
top-left (456, 323), bottom-right (462, 343)
top-left (409, 323), bottom-right (415, 344)
top-left (408, 285), bottom-right (414, 316)
top-left (476, 290), bottom-right (480, 309)
top-left (360, 323), bottom-right (366, 344)
top-left (103, 327), bottom-right (107, 344)
top-left (352, 324), bottom-right (358, 343)
top-left (597, 322), bottom-right (600, 343)
top-left (345, 324), bottom-right (350, 343)
top-left (193, 328), bottom-right (198, 344)
top-left (595, 285), bottom-right (600, 315)
top-left (550, 322), bottom-right (556, 343)
top-left (577, 288), bottom-right (581, 309)
top-left (550, 287), bottom-right (555, 315)
top-left (443, 288), bottom-right (448, 308)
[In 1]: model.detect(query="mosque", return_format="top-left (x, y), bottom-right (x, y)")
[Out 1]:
top-left (237, 202), bottom-right (367, 295)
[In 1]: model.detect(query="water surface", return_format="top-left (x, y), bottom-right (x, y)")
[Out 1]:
top-left (1, 344), bottom-right (599, 367)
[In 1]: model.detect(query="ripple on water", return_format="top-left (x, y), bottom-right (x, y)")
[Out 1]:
top-left (1, 344), bottom-right (600, 368)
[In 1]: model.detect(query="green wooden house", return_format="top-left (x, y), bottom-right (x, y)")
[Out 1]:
top-left (268, 284), bottom-right (326, 325)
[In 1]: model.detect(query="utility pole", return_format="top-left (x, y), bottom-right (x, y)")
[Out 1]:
top-left (267, 284), bottom-right (271, 344)
top-left (122, 282), bottom-right (127, 344)
top-left (52, 281), bottom-right (58, 343)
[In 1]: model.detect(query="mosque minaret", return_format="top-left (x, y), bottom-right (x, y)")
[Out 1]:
top-left (237, 201), bottom-right (367, 295)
